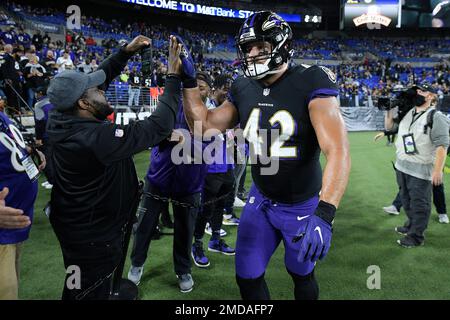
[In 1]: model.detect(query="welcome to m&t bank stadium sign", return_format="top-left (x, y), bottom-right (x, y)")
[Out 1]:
top-left (120, 0), bottom-right (302, 23)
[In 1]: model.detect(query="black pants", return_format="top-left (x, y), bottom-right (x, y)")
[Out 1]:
top-left (386, 132), bottom-right (396, 144)
top-left (130, 179), bottom-right (200, 275)
top-left (194, 171), bottom-right (234, 240)
top-left (433, 183), bottom-right (447, 214)
top-left (396, 170), bottom-right (432, 243)
top-left (59, 237), bottom-right (123, 300)
top-left (238, 161), bottom-right (248, 194)
top-left (393, 183), bottom-right (447, 214)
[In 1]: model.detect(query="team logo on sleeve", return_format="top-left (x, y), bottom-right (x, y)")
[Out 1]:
top-left (319, 66), bottom-right (337, 83)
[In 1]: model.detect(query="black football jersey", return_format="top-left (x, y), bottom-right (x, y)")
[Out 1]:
top-left (129, 72), bottom-right (143, 87)
top-left (228, 64), bottom-right (339, 203)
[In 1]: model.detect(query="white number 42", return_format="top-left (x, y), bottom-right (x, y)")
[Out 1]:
top-left (243, 108), bottom-right (297, 158)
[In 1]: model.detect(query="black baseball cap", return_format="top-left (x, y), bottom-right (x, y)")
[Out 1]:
top-left (413, 82), bottom-right (438, 94)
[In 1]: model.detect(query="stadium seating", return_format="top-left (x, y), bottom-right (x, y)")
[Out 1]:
top-left (1, 0), bottom-right (449, 108)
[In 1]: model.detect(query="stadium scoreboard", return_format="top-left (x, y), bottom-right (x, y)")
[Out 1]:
top-left (119, 0), bottom-right (322, 25)
top-left (343, 0), bottom-right (401, 29)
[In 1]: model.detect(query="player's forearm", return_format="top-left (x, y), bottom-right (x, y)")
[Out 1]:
top-left (97, 48), bottom-right (133, 90)
top-left (433, 146), bottom-right (447, 173)
top-left (384, 110), bottom-right (394, 131)
top-left (182, 87), bottom-right (209, 133)
top-left (320, 146), bottom-right (351, 209)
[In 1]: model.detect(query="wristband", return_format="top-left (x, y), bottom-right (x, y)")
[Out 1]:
top-left (182, 78), bottom-right (198, 89)
top-left (315, 200), bottom-right (336, 225)
top-left (167, 73), bottom-right (181, 80)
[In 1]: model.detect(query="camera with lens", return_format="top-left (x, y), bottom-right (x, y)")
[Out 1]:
top-left (377, 88), bottom-right (418, 123)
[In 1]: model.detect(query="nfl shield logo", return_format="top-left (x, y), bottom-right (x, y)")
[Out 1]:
top-left (263, 88), bottom-right (270, 96)
top-left (115, 129), bottom-right (124, 138)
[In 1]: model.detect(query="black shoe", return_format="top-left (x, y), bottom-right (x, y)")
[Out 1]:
top-left (397, 236), bottom-right (424, 248)
top-left (395, 226), bottom-right (409, 236)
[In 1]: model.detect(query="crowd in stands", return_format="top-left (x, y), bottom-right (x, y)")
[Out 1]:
top-left (1, 0), bottom-right (450, 112)
top-left (330, 60), bottom-right (450, 107)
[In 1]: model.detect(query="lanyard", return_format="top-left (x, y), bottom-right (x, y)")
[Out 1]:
top-left (408, 109), bottom-right (427, 132)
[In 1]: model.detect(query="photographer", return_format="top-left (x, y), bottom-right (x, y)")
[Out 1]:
top-left (46, 35), bottom-right (183, 300)
top-left (385, 83), bottom-right (450, 248)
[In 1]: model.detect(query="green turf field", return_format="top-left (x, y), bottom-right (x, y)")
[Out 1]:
top-left (19, 132), bottom-right (450, 300)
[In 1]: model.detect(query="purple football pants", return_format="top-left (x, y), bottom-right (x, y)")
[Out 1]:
top-left (236, 184), bottom-right (319, 279)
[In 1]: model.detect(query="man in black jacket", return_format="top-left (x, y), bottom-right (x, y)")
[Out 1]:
top-left (46, 35), bottom-right (183, 300)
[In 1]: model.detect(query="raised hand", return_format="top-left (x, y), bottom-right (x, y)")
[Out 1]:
top-left (167, 35), bottom-right (182, 76)
top-left (123, 35), bottom-right (152, 55)
top-left (174, 35), bottom-right (197, 88)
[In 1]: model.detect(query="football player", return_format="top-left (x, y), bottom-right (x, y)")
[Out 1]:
top-left (128, 72), bottom-right (211, 293)
top-left (178, 11), bottom-right (351, 300)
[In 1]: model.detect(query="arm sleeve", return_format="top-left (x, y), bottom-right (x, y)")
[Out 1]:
top-left (92, 77), bottom-right (182, 164)
top-left (306, 65), bottom-right (339, 104)
top-left (430, 112), bottom-right (450, 149)
top-left (97, 48), bottom-right (134, 90)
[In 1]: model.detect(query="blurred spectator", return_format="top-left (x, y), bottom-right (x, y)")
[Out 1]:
top-left (42, 50), bottom-right (57, 76)
top-left (74, 32), bottom-right (86, 50)
top-left (56, 49), bottom-right (74, 72)
top-left (31, 30), bottom-right (43, 51)
top-left (119, 67), bottom-right (130, 83)
top-left (90, 59), bottom-right (98, 72)
top-left (42, 31), bottom-right (51, 46)
top-left (23, 55), bottom-right (46, 108)
top-left (86, 34), bottom-right (96, 46)
top-left (65, 31), bottom-right (72, 44)
top-left (19, 48), bottom-right (34, 70)
top-left (128, 66), bottom-right (142, 107)
top-left (0, 45), bottom-right (23, 114)
top-left (0, 26), bottom-right (16, 45)
top-left (16, 28), bottom-right (31, 49)
top-left (77, 57), bottom-right (93, 74)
